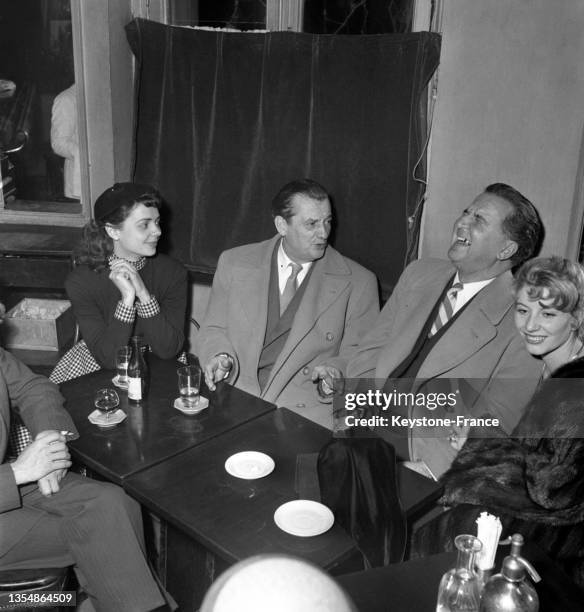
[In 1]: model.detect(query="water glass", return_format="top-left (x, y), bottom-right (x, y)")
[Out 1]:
top-left (178, 364), bottom-right (201, 408)
top-left (116, 346), bottom-right (131, 384)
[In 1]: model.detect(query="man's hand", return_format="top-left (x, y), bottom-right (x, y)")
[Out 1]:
top-left (38, 468), bottom-right (68, 497)
top-left (311, 365), bottom-right (343, 398)
top-left (10, 430), bottom-right (71, 486)
top-left (448, 423), bottom-right (470, 451)
top-left (204, 354), bottom-right (233, 391)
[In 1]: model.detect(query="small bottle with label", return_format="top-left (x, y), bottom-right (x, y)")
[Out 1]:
top-left (127, 335), bottom-right (149, 404)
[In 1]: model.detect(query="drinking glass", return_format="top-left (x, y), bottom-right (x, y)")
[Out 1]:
top-left (177, 364), bottom-right (201, 408)
top-left (94, 388), bottom-right (120, 422)
top-left (116, 346), bottom-right (131, 384)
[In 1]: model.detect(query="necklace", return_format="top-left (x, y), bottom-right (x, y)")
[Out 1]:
top-left (569, 338), bottom-right (584, 361)
top-left (542, 335), bottom-right (584, 378)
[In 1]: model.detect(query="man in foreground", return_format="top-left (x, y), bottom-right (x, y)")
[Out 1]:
top-left (0, 344), bottom-right (170, 612)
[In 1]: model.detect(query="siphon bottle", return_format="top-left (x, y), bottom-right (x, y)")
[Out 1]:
top-left (127, 335), bottom-right (149, 404)
top-left (436, 534), bottom-right (483, 612)
top-left (479, 534), bottom-right (540, 612)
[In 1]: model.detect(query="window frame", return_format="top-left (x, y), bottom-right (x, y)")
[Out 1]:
top-left (0, 0), bottom-right (91, 227)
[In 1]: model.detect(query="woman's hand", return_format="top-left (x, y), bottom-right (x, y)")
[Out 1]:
top-left (109, 261), bottom-right (137, 305)
top-left (109, 260), bottom-right (151, 305)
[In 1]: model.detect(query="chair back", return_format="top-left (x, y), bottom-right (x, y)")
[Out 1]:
top-left (318, 435), bottom-right (407, 568)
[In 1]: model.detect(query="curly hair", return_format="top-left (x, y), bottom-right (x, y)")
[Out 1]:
top-left (73, 185), bottom-right (161, 271)
top-left (514, 256), bottom-right (584, 338)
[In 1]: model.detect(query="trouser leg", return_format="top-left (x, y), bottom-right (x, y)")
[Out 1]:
top-left (4, 473), bottom-right (166, 612)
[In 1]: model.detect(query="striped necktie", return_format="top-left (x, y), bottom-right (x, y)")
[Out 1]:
top-left (280, 262), bottom-right (302, 315)
top-left (429, 282), bottom-right (463, 337)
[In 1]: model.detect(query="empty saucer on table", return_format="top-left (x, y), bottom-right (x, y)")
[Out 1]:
top-left (274, 500), bottom-right (334, 537)
top-left (112, 375), bottom-right (128, 390)
top-left (225, 451), bottom-right (275, 480)
top-left (173, 396), bottom-right (209, 415)
top-left (88, 408), bottom-right (127, 429)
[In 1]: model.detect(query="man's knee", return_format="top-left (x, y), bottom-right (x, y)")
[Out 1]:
top-left (91, 481), bottom-right (141, 522)
top-left (59, 474), bottom-right (142, 525)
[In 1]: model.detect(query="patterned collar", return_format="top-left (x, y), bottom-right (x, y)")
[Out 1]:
top-left (108, 255), bottom-right (147, 271)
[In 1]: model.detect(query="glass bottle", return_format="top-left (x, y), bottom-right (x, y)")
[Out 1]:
top-left (436, 534), bottom-right (483, 612)
top-left (479, 534), bottom-right (540, 612)
top-left (127, 335), bottom-right (149, 404)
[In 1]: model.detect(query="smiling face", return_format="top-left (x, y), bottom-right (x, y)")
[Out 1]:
top-left (514, 285), bottom-right (578, 368)
top-left (106, 203), bottom-right (162, 260)
top-left (275, 194), bottom-right (332, 264)
top-left (447, 193), bottom-right (518, 282)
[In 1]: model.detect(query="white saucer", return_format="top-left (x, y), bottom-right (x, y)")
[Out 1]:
top-left (88, 408), bottom-right (127, 428)
top-left (112, 375), bottom-right (128, 390)
top-left (225, 451), bottom-right (275, 480)
top-left (274, 500), bottom-right (334, 537)
top-left (173, 396), bottom-right (209, 415)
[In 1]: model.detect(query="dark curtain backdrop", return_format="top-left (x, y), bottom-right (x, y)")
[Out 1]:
top-left (126, 18), bottom-right (440, 296)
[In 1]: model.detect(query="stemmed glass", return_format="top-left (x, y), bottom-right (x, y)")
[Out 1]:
top-left (94, 388), bottom-right (120, 423)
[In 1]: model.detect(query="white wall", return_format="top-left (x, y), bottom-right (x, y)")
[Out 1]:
top-left (420, 1), bottom-right (584, 260)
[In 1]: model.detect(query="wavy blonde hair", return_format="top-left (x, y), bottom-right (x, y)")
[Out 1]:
top-left (514, 256), bottom-right (584, 338)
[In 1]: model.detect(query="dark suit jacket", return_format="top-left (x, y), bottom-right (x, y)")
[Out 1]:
top-left (0, 348), bottom-right (77, 554)
top-left (197, 235), bottom-right (379, 428)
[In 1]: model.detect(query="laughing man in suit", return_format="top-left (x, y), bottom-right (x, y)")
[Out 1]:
top-left (347, 183), bottom-right (545, 478)
top-left (197, 179), bottom-right (379, 428)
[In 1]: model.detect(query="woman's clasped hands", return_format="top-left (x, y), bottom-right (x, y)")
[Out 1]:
top-left (109, 259), bottom-right (151, 305)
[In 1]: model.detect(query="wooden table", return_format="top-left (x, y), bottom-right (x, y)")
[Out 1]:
top-left (60, 356), bottom-right (275, 485)
top-left (59, 359), bottom-right (443, 610)
top-left (124, 408), bottom-right (365, 609)
top-left (124, 408), bottom-right (442, 610)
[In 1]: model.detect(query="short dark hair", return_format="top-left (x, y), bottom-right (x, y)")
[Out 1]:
top-left (271, 179), bottom-right (329, 221)
top-left (485, 183), bottom-right (543, 266)
top-left (73, 183), bottom-right (162, 271)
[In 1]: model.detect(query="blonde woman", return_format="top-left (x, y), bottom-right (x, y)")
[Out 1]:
top-left (413, 257), bottom-right (584, 589)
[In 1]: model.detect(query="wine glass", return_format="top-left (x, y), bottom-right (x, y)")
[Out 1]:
top-left (94, 388), bottom-right (120, 423)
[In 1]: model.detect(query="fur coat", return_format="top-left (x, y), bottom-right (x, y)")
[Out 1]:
top-left (412, 357), bottom-right (584, 588)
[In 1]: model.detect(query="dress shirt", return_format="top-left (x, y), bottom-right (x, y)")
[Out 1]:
top-left (277, 240), bottom-right (312, 294)
top-left (451, 273), bottom-right (496, 314)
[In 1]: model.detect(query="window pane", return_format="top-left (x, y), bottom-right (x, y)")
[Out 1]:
top-left (168, 0), bottom-right (266, 30)
top-left (0, 0), bottom-right (79, 207)
top-left (303, 0), bottom-right (413, 34)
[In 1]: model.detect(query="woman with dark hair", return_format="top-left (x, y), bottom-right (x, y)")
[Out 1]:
top-left (51, 183), bottom-right (187, 383)
top-left (412, 256), bottom-right (584, 589)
